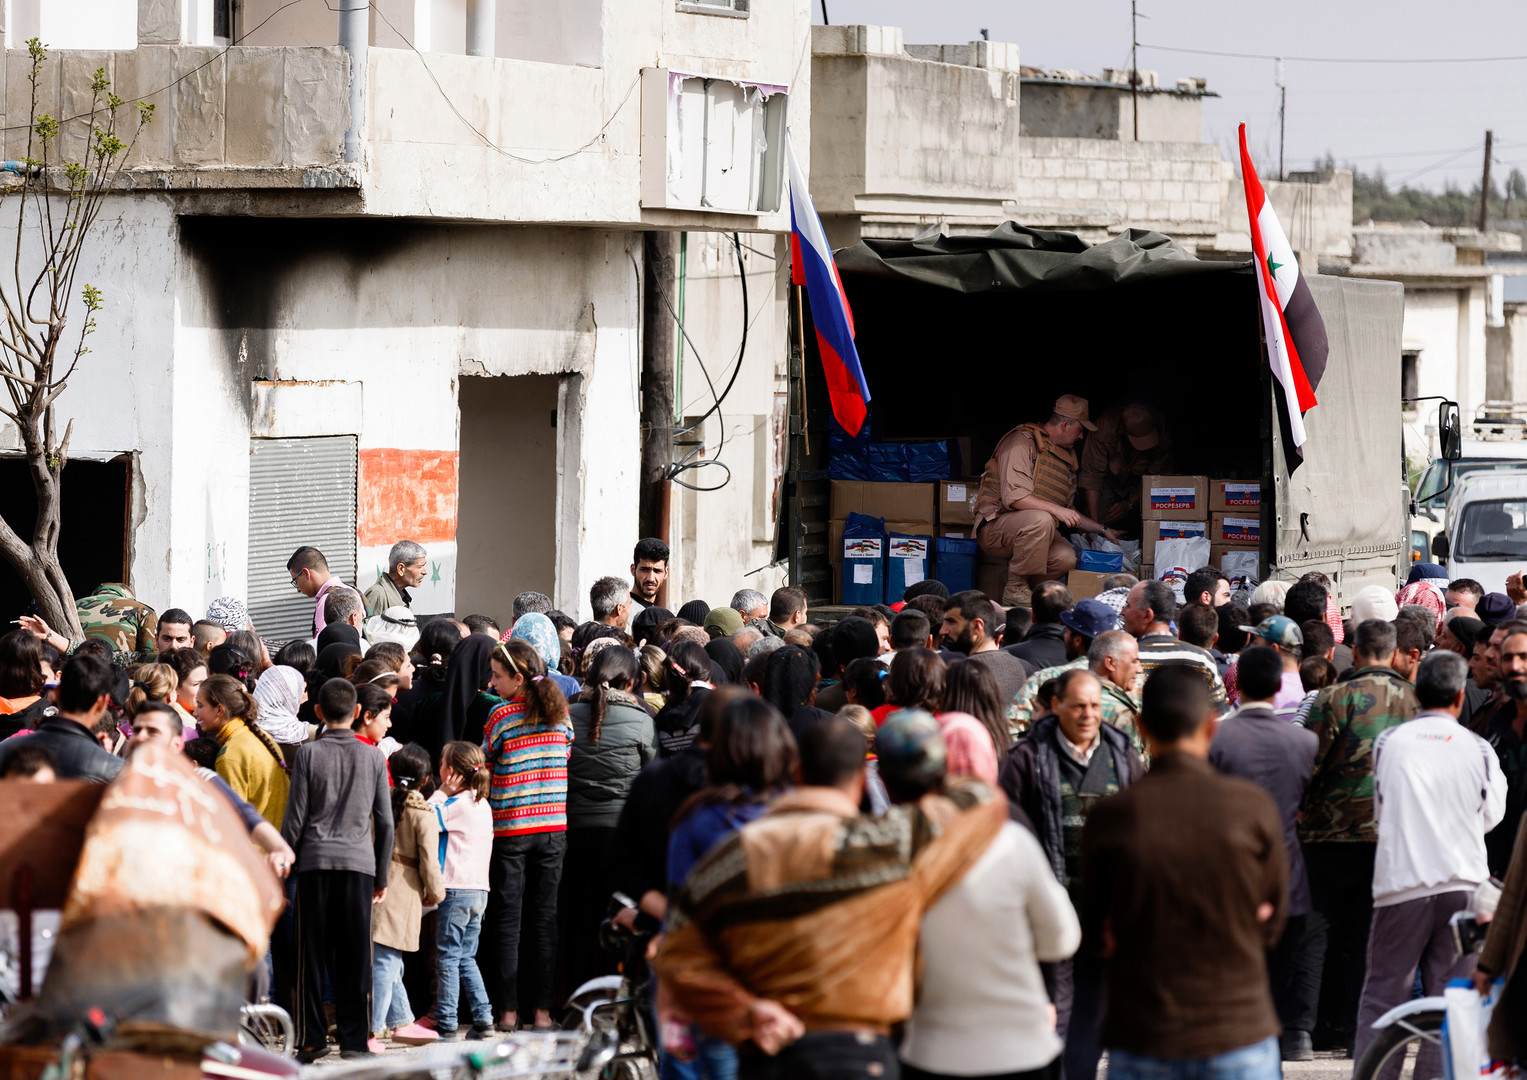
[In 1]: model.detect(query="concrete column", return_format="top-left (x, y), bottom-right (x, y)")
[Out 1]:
top-left (466, 0), bottom-right (495, 57)
top-left (338, 0), bottom-right (368, 162)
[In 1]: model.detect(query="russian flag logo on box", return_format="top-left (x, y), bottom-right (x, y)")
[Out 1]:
top-left (1150, 487), bottom-right (1197, 512)
top-left (1222, 517), bottom-right (1260, 544)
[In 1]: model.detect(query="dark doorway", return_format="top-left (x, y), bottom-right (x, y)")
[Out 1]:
top-left (0, 457), bottom-right (130, 621)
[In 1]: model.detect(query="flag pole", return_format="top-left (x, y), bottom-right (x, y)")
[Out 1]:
top-left (794, 282), bottom-right (810, 458)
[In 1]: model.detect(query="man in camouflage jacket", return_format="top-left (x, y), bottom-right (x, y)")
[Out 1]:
top-left (76, 583), bottom-right (159, 658)
top-left (1295, 619), bottom-right (1419, 1055)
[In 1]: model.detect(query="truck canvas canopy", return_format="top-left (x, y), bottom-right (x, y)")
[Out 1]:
top-left (786, 222), bottom-right (1407, 607)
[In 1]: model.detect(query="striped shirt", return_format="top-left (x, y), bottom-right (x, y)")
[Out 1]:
top-left (483, 698), bottom-right (573, 837)
top-left (1137, 632), bottom-right (1228, 709)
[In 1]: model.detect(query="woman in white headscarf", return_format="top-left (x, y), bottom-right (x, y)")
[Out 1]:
top-left (252, 664), bottom-right (312, 763)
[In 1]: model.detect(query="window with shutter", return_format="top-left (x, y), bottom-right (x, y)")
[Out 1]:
top-left (247, 436), bottom-right (358, 643)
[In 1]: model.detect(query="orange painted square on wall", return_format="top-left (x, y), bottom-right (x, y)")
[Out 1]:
top-left (357, 448), bottom-right (459, 546)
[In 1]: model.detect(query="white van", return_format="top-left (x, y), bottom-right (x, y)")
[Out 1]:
top-left (1435, 471), bottom-right (1527, 595)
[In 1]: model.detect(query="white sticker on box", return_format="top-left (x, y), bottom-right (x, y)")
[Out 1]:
top-left (1157, 520), bottom-right (1207, 538)
top-left (853, 564), bottom-right (874, 584)
top-left (1149, 486), bottom-right (1199, 511)
top-left (1222, 517), bottom-right (1261, 543)
top-left (889, 536), bottom-right (930, 559)
top-left (1224, 483), bottom-right (1260, 506)
top-left (902, 560), bottom-right (924, 586)
top-left (844, 537), bottom-right (883, 559)
top-left (947, 483), bottom-right (967, 502)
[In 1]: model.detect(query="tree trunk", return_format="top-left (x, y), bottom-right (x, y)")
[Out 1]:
top-left (0, 414), bottom-right (84, 637)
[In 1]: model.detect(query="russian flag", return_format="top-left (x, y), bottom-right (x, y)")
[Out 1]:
top-left (787, 136), bottom-right (871, 437)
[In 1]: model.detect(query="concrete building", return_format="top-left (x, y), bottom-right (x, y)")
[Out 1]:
top-left (0, 0), bottom-right (809, 636)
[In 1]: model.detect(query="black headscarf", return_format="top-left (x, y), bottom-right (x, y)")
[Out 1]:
top-left (317, 641), bottom-right (361, 680)
top-left (440, 634), bottom-right (496, 746)
top-left (676, 600), bottom-right (711, 625)
top-left (704, 638), bottom-right (744, 684)
top-left (632, 606), bottom-right (674, 647)
top-left (316, 621), bottom-right (361, 656)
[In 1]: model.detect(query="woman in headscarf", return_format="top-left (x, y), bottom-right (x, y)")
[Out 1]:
top-left (703, 637), bottom-right (744, 686)
top-left (317, 640), bottom-right (362, 680)
top-left (316, 620), bottom-right (363, 657)
top-left (253, 664), bottom-right (312, 764)
top-left (432, 633), bottom-right (496, 763)
top-left (510, 613), bottom-right (581, 700)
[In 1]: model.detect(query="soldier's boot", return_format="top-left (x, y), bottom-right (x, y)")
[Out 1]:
top-left (1001, 576), bottom-right (1032, 608)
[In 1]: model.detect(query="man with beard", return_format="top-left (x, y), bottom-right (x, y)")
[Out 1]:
top-left (941, 591), bottom-right (1034, 711)
top-left (1466, 620), bottom-right (1527, 737)
top-left (1485, 626), bottom-right (1527, 877)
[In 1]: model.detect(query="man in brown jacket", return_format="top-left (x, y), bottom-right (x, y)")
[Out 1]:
top-left (974, 395), bottom-right (1119, 608)
top-left (655, 717), bottom-right (1004, 1080)
top-left (1476, 807), bottom-right (1527, 1064)
top-left (1082, 664), bottom-right (1287, 1080)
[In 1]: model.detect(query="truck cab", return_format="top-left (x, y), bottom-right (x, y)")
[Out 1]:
top-left (1434, 471), bottom-right (1527, 596)
top-left (1411, 406), bottom-right (1527, 562)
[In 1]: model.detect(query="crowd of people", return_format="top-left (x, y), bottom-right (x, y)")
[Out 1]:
top-left (4, 534), bottom-right (1527, 1078)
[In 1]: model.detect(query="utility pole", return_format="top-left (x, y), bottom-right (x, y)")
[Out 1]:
top-left (1276, 57), bottom-right (1286, 181)
top-left (1480, 130), bottom-right (1494, 232)
top-left (640, 232), bottom-right (678, 579)
top-left (819, 0), bottom-right (829, 24)
top-left (1131, 1), bottom-right (1139, 141)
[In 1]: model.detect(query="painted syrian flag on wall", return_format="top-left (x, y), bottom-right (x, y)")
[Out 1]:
top-left (1239, 123), bottom-right (1329, 472)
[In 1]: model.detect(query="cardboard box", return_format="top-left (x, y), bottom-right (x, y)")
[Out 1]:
top-left (1142, 519), bottom-right (1209, 552)
top-left (1067, 570), bottom-right (1110, 601)
top-left (1140, 562), bottom-right (1154, 583)
top-left (938, 478), bottom-right (980, 525)
top-left (830, 519), bottom-right (935, 566)
top-left (1209, 479), bottom-right (1262, 515)
top-left (829, 481), bottom-right (937, 524)
top-left (939, 525), bottom-right (974, 540)
top-left (1141, 475), bottom-right (1210, 520)
top-left (1213, 545), bottom-right (1261, 575)
top-left (1210, 513), bottom-right (1261, 547)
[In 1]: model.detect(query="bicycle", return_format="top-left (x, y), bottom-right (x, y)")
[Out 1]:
top-left (238, 1002), bottom-right (295, 1057)
top-left (1352, 909), bottom-right (1488, 1080)
top-left (559, 893), bottom-right (659, 1080)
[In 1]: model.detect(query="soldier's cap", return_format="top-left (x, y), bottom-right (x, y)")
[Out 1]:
top-left (1122, 404), bottom-right (1159, 451)
top-left (1053, 394), bottom-right (1097, 432)
top-left (876, 708), bottom-right (948, 794)
top-left (1241, 614), bottom-right (1303, 652)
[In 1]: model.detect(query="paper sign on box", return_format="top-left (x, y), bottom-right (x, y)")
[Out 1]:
top-left (1210, 479), bottom-right (1262, 514)
top-left (1141, 475), bottom-right (1209, 520)
top-left (1211, 513), bottom-right (1260, 546)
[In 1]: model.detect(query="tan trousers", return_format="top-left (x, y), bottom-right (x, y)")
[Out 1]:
top-left (978, 510), bottom-right (1078, 580)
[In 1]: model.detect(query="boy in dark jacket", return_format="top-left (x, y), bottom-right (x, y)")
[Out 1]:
top-left (282, 678), bottom-right (395, 1061)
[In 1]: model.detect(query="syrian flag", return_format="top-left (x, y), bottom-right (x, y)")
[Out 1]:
top-left (787, 135), bottom-right (871, 437)
top-left (1239, 123), bottom-right (1328, 472)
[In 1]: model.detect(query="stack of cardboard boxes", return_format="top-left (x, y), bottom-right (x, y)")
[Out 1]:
top-left (828, 478), bottom-right (982, 603)
top-left (1138, 476), bottom-right (1260, 583)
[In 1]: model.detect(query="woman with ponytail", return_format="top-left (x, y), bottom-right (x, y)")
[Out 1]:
top-left (195, 672), bottom-right (289, 828)
top-left (653, 640), bottom-right (714, 756)
top-left (564, 646), bottom-right (658, 989)
top-left (483, 638), bottom-right (572, 1031)
top-left (370, 743), bottom-right (445, 1050)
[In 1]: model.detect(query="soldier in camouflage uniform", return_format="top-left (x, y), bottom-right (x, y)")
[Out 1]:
top-left (1296, 618), bottom-right (1419, 1054)
top-left (76, 583), bottom-right (159, 660)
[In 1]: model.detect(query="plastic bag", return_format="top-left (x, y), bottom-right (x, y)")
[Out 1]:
top-left (1442, 977), bottom-right (1519, 1080)
top-left (1220, 550), bottom-right (1260, 591)
top-left (1153, 536), bottom-right (1211, 602)
top-left (1072, 532), bottom-right (1143, 575)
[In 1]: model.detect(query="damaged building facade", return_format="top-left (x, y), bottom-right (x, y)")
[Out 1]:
top-left (0, 0), bottom-right (809, 634)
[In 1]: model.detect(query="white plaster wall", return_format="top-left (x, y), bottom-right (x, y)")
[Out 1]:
top-left (1461, 283), bottom-right (1488, 416)
top-left (1402, 289), bottom-right (1464, 410)
top-left (668, 230), bottom-right (790, 608)
top-left (11, 0), bottom-right (137, 50)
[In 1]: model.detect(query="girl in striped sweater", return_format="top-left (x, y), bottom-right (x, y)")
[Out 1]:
top-left (483, 639), bottom-right (572, 1031)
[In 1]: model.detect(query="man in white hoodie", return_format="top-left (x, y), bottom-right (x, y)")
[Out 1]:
top-left (1354, 649), bottom-right (1508, 1066)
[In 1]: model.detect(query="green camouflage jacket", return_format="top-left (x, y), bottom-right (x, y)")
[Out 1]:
top-left (1299, 665), bottom-right (1420, 844)
top-left (1100, 678), bottom-right (1146, 762)
top-left (75, 583), bottom-right (159, 656)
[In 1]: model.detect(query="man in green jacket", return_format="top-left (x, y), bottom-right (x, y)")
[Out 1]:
top-left (363, 540), bottom-right (429, 616)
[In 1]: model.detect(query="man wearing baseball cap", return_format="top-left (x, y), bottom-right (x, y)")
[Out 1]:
top-left (973, 395), bottom-right (1119, 609)
top-left (1242, 615), bottom-right (1307, 716)
top-left (1079, 403), bottom-right (1175, 532)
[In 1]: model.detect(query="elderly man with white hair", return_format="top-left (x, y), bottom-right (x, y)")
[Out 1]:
top-left (364, 540), bottom-right (429, 617)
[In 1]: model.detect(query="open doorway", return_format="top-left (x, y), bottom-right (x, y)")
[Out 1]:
top-left (456, 374), bottom-right (562, 627)
top-left (0, 457), bottom-right (129, 621)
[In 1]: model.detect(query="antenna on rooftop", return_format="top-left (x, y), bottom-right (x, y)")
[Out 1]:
top-left (980, 28), bottom-right (989, 40)
top-left (1276, 57), bottom-right (1286, 180)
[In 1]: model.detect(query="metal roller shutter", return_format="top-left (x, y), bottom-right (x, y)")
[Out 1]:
top-left (247, 436), bottom-right (358, 643)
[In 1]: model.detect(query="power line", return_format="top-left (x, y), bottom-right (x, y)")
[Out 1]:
top-left (1140, 42), bottom-right (1527, 64)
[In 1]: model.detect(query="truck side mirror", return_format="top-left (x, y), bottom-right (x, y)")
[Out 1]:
top-left (1432, 533), bottom-right (1450, 560)
top-left (1439, 401), bottom-right (1462, 461)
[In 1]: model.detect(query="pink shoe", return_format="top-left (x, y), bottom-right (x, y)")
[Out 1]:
top-left (391, 1022), bottom-right (440, 1045)
top-left (417, 1016), bottom-right (437, 1031)
top-left (367, 1038), bottom-right (387, 1054)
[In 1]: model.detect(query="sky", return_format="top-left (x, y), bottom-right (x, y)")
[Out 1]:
top-left (814, 0), bottom-right (1527, 192)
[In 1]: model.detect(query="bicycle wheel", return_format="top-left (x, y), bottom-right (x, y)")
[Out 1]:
top-left (238, 1003), bottom-right (295, 1056)
top-left (1353, 1009), bottom-right (1445, 1080)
